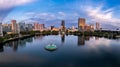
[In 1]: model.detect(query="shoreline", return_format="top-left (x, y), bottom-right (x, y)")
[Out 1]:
top-left (0, 35), bottom-right (34, 44)
top-left (0, 30), bottom-right (119, 44)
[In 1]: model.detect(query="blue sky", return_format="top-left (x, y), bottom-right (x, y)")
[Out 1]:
top-left (0, 0), bottom-right (120, 30)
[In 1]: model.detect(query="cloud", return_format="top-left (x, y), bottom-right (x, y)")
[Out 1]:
top-left (86, 37), bottom-right (111, 50)
top-left (0, 0), bottom-right (36, 9)
top-left (25, 12), bottom-right (66, 21)
top-left (22, 12), bottom-right (79, 27)
top-left (24, 11), bottom-right (79, 22)
top-left (85, 5), bottom-right (120, 28)
top-left (37, 13), bottom-right (56, 21)
top-left (58, 12), bottom-right (66, 17)
top-left (0, 0), bottom-right (36, 22)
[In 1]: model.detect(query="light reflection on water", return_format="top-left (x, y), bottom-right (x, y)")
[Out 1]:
top-left (0, 35), bottom-right (120, 67)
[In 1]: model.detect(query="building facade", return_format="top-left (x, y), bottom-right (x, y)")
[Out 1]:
top-left (90, 24), bottom-right (94, 31)
top-left (60, 20), bottom-right (66, 32)
top-left (96, 22), bottom-right (100, 30)
top-left (26, 24), bottom-right (33, 31)
top-left (2, 24), bottom-right (12, 33)
top-left (78, 18), bottom-right (86, 31)
top-left (33, 22), bottom-right (45, 31)
top-left (11, 20), bottom-right (18, 33)
top-left (18, 22), bottom-right (26, 32)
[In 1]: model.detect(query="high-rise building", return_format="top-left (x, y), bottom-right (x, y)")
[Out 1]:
top-left (85, 24), bottom-right (90, 31)
top-left (34, 22), bottom-right (39, 31)
top-left (3, 24), bottom-right (12, 32)
top-left (50, 26), bottom-right (54, 30)
top-left (96, 22), bottom-right (100, 30)
top-left (72, 26), bottom-right (75, 30)
top-left (0, 23), bottom-right (3, 36)
top-left (40, 24), bottom-right (45, 30)
top-left (18, 22), bottom-right (26, 32)
top-left (11, 20), bottom-right (18, 33)
top-left (61, 20), bottom-right (65, 27)
top-left (26, 24), bottom-right (33, 31)
top-left (60, 20), bottom-right (66, 32)
top-left (90, 24), bottom-right (94, 31)
top-left (33, 22), bottom-right (45, 31)
top-left (78, 18), bottom-right (86, 31)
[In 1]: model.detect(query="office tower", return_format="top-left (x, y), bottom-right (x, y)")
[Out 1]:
top-left (78, 18), bottom-right (86, 31)
top-left (61, 20), bottom-right (65, 27)
top-left (40, 24), bottom-right (45, 30)
top-left (34, 22), bottom-right (45, 31)
top-left (18, 22), bottom-right (26, 32)
top-left (26, 24), bottom-right (33, 31)
top-left (2, 24), bottom-right (12, 33)
top-left (51, 26), bottom-right (54, 30)
top-left (90, 24), bottom-right (94, 31)
top-left (60, 20), bottom-right (66, 32)
top-left (85, 24), bottom-right (90, 31)
top-left (96, 22), bottom-right (100, 30)
top-left (72, 26), bottom-right (75, 30)
top-left (11, 20), bottom-right (18, 33)
top-left (0, 23), bottom-right (3, 36)
top-left (34, 22), bottom-right (39, 31)
top-left (8, 24), bottom-right (12, 32)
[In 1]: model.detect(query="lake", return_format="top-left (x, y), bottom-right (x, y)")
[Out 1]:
top-left (0, 35), bottom-right (120, 67)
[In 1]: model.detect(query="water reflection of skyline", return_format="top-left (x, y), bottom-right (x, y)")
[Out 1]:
top-left (1, 36), bottom-right (44, 52)
top-left (78, 36), bottom-right (100, 46)
top-left (0, 45), bottom-right (4, 52)
top-left (4, 37), bottom-right (33, 52)
top-left (34, 35), bottom-right (44, 40)
top-left (61, 34), bottom-right (65, 44)
top-left (0, 35), bottom-right (119, 53)
top-left (0, 36), bottom-right (119, 67)
top-left (78, 36), bottom-right (85, 46)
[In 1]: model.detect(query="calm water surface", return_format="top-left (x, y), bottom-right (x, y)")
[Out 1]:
top-left (0, 35), bottom-right (120, 67)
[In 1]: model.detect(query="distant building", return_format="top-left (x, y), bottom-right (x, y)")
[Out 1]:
top-left (18, 22), bottom-right (26, 32)
top-left (0, 23), bottom-right (3, 36)
top-left (25, 24), bottom-right (33, 31)
top-left (90, 24), bottom-right (94, 31)
top-left (78, 18), bottom-right (86, 31)
top-left (61, 20), bottom-right (65, 27)
top-left (85, 24), bottom-right (91, 31)
top-left (33, 22), bottom-right (45, 31)
top-left (72, 26), bottom-right (75, 30)
top-left (2, 24), bottom-right (12, 33)
top-left (52, 28), bottom-right (59, 31)
top-left (11, 20), bottom-right (18, 33)
top-left (40, 24), bottom-right (45, 31)
top-left (60, 20), bottom-right (66, 32)
top-left (50, 26), bottom-right (54, 30)
top-left (96, 22), bottom-right (100, 30)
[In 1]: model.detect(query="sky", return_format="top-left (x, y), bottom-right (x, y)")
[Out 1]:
top-left (0, 0), bottom-right (120, 30)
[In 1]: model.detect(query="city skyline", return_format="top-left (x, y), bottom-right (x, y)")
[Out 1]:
top-left (0, 0), bottom-right (120, 30)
